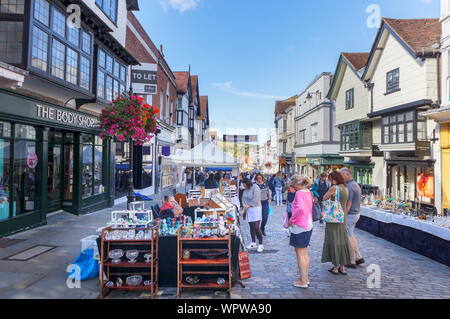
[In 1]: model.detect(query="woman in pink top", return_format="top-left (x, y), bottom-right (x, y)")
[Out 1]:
top-left (288, 175), bottom-right (314, 289)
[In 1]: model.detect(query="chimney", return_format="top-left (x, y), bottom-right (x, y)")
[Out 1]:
top-left (160, 44), bottom-right (164, 57)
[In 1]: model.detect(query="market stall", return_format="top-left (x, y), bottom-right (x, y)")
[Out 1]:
top-left (357, 198), bottom-right (450, 266)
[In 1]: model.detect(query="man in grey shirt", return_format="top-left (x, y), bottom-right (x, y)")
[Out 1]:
top-left (340, 168), bottom-right (365, 268)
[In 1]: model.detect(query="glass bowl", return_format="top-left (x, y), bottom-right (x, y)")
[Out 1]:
top-left (126, 250), bottom-right (139, 263)
top-left (108, 249), bottom-right (124, 264)
top-left (126, 275), bottom-right (143, 286)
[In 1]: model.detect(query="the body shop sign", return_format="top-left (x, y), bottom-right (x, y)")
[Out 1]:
top-left (36, 104), bottom-right (98, 129)
top-left (131, 63), bottom-right (157, 95)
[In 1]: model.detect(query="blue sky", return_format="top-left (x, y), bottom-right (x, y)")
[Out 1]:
top-left (135, 0), bottom-right (440, 143)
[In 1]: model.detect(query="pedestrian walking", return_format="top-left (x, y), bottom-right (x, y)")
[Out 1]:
top-left (255, 174), bottom-right (270, 236)
top-left (288, 175), bottom-right (314, 289)
top-left (340, 168), bottom-right (365, 268)
top-left (242, 178), bottom-right (264, 253)
top-left (312, 172), bottom-right (331, 224)
top-left (268, 174), bottom-right (276, 201)
top-left (238, 173), bottom-right (246, 209)
top-left (321, 171), bottom-right (351, 275)
top-left (274, 172), bottom-right (285, 206)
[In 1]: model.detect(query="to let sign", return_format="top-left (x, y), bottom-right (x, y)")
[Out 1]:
top-left (131, 63), bottom-right (157, 95)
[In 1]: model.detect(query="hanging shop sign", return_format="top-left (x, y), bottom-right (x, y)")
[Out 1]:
top-left (131, 63), bottom-right (158, 95)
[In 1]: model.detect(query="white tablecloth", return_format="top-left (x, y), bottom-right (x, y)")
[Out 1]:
top-left (361, 207), bottom-right (450, 242)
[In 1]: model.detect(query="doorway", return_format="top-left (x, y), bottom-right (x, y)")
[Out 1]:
top-left (47, 131), bottom-right (74, 213)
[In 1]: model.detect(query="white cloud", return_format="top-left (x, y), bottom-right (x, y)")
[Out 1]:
top-left (213, 81), bottom-right (287, 100)
top-left (161, 0), bottom-right (199, 13)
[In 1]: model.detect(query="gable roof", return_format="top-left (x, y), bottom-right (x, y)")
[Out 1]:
top-left (174, 71), bottom-right (189, 94)
top-left (363, 17), bottom-right (441, 80)
top-left (275, 96), bottom-right (296, 116)
top-left (198, 96), bottom-right (209, 120)
top-left (327, 52), bottom-right (369, 99)
top-left (341, 53), bottom-right (369, 71)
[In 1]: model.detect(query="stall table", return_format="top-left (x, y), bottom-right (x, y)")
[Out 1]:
top-left (358, 207), bottom-right (450, 266)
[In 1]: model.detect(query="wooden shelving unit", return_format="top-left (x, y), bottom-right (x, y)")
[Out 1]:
top-left (177, 228), bottom-right (232, 298)
top-left (100, 226), bottom-right (159, 299)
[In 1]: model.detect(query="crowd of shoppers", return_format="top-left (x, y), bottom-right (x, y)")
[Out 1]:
top-left (241, 168), bottom-right (364, 288)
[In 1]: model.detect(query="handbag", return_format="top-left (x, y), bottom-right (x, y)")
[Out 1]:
top-left (322, 186), bottom-right (344, 224)
top-left (268, 204), bottom-right (274, 216)
top-left (312, 198), bottom-right (322, 222)
top-left (282, 211), bottom-right (289, 228)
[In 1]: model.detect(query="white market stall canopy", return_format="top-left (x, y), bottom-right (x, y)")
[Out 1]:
top-left (162, 141), bottom-right (240, 168)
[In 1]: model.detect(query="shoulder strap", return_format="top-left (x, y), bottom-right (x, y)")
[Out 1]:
top-left (336, 186), bottom-right (340, 203)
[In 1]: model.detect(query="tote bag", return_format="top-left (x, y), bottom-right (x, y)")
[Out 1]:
top-left (322, 186), bottom-right (344, 224)
top-left (312, 198), bottom-right (322, 222)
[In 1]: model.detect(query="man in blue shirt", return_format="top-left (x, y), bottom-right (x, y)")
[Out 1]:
top-left (340, 168), bottom-right (365, 268)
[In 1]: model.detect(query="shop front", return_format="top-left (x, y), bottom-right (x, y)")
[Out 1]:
top-left (345, 160), bottom-right (375, 186)
top-left (306, 155), bottom-right (344, 180)
top-left (386, 158), bottom-right (435, 211)
top-left (0, 90), bottom-right (114, 236)
top-left (296, 157), bottom-right (307, 175)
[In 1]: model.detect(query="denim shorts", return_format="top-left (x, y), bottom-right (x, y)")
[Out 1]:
top-left (347, 214), bottom-right (360, 238)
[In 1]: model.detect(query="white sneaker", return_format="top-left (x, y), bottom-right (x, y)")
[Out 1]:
top-left (246, 243), bottom-right (257, 250)
top-left (257, 245), bottom-right (264, 253)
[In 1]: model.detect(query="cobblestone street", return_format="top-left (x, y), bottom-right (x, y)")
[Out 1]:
top-left (0, 203), bottom-right (448, 299)
top-left (231, 205), bottom-right (450, 299)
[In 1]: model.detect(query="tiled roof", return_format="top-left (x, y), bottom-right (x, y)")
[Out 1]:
top-left (198, 96), bottom-right (208, 120)
top-left (341, 52), bottom-right (369, 71)
top-left (174, 71), bottom-right (189, 93)
top-left (382, 18), bottom-right (441, 54)
top-left (275, 96), bottom-right (296, 115)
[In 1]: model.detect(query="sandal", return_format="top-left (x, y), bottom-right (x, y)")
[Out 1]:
top-left (293, 281), bottom-right (309, 289)
top-left (328, 268), bottom-right (339, 275)
top-left (338, 268), bottom-right (348, 275)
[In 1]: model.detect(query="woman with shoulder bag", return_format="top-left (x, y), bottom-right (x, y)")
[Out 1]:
top-left (321, 171), bottom-right (351, 275)
top-left (255, 174), bottom-right (270, 236)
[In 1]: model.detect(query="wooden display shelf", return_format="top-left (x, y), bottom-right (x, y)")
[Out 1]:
top-left (179, 279), bottom-right (229, 289)
top-left (104, 259), bottom-right (158, 268)
top-left (104, 284), bottom-right (156, 291)
top-left (180, 258), bottom-right (228, 266)
top-left (100, 226), bottom-right (159, 299)
top-left (180, 236), bottom-right (229, 242)
top-left (177, 227), bottom-right (232, 298)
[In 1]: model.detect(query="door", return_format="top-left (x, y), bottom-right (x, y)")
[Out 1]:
top-left (47, 143), bottom-right (63, 211)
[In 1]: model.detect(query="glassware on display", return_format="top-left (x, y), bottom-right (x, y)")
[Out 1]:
top-left (144, 253), bottom-right (152, 263)
top-left (109, 249), bottom-right (124, 264)
top-left (126, 250), bottom-right (139, 263)
top-left (126, 275), bottom-right (143, 287)
top-left (144, 280), bottom-right (152, 286)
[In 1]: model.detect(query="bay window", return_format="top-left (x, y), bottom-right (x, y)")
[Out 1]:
top-left (340, 122), bottom-right (372, 151)
top-left (97, 47), bottom-right (127, 102)
top-left (381, 111), bottom-right (428, 144)
top-left (28, 0), bottom-right (94, 92)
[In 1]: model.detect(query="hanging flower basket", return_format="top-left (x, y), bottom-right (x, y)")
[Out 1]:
top-left (99, 94), bottom-right (159, 145)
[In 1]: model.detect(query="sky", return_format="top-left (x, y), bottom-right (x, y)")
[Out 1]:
top-left (134, 0), bottom-right (440, 143)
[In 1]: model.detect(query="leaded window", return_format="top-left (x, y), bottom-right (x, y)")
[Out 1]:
top-left (387, 68), bottom-right (400, 93)
top-left (97, 47), bottom-right (127, 102)
top-left (31, 26), bottom-right (48, 71)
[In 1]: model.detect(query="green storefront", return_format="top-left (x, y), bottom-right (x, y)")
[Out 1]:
top-left (345, 161), bottom-right (375, 186)
top-left (0, 90), bottom-right (115, 236)
top-left (306, 155), bottom-right (344, 180)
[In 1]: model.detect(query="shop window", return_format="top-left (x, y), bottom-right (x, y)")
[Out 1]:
top-left (13, 125), bottom-right (37, 216)
top-left (0, 21), bottom-right (23, 64)
top-left (81, 134), bottom-right (103, 198)
top-left (0, 132), bottom-right (10, 221)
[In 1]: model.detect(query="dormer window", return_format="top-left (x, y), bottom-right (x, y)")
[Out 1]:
top-left (386, 68), bottom-right (400, 94)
